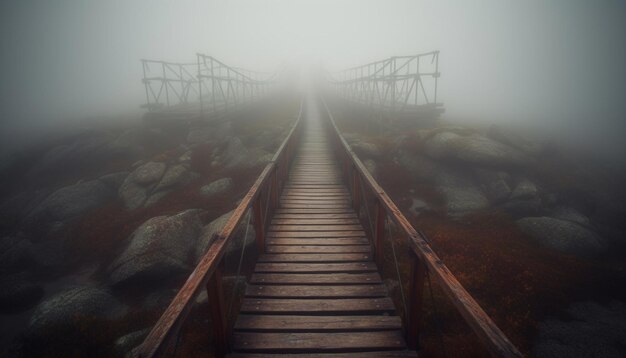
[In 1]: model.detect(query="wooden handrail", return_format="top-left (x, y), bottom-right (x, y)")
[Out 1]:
top-left (321, 98), bottom-right (523, 358)
top-left (135, 99), bottom-right (303, 357)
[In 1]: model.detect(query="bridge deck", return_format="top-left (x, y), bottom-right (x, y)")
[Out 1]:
top-left (229, 107), bottom-right (415, 356)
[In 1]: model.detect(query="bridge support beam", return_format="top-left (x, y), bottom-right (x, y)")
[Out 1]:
top-left (207, 264), bottom-right (229, 357)
top-left (407, 253), bottom-right (427, 350)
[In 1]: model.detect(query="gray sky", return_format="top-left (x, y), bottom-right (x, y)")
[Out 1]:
top-left (1, 0), bottom-right (625, 155)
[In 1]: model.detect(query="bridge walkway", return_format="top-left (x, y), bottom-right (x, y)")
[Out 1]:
top-left (228, 104), bottom-right (416, 357)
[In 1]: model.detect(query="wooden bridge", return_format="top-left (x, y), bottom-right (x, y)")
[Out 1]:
top-left (135, 97), bottom-right (523, 357)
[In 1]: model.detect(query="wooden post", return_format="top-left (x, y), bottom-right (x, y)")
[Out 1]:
top-left (352, 168), bottom-right (360, 211)
top-left (271, 168), bottom-right (278, 210)
top-left (253, 197), bottom-right (265, 253)
top-left (207, 263), bottom-right (228, 357)
top-left (374, 200), bottom-right (385, 270)
top-left (407, 253), bottom-right (427, 350)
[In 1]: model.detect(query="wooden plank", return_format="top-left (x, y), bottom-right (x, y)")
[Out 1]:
top-left (280, 196), bottom-right (350, 201)
top-left (240, 298), bottom-right (395, 314)
top-left (254, 262), bottom-right (377, 273)
top-left (275, 208), bottom-right (354, 214)
top-left (231, 331), bottom-right (406, 352)
top-left (269, 225), bottom-right (363, 232)
top-left (267, 231), bottom-right (366, 238)
top-left (245, 285), bottom-right (387, 298)
top-left (234, 315), bottom-right (401, 332)
top-left (272, 215), bottom-right (360, 225)
top-left (258, 253), bottom-right (371, 263)
top-left (227, 352), bottom-right (417, 358)
top-left (280, 204), bottom-right (350, 209)
top-left (273, 213), bottom-right (357, 219)
top-left (266, 245), bottom-right (371, 254)
top-left (250, 272), bottom-right (381, 285)
top-left (267, 238), bottom-right (368, 246)
top-left (280, 200), bottom-right (351, 206)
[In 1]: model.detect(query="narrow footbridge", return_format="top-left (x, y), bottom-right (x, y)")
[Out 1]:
top-left (135, 97), bottom-right (523, 357)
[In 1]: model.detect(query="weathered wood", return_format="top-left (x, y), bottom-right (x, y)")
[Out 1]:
top-left (267, 238), bottom-right (368, 246)
top-left (267, 231), bottom-right (366, 238)
top-left (254, 262), bottom-right (377, 273)
top-left (258, 253), bottom-right (371, 263)
top-left (226, 352), bottom-right (417, 358)
top-left (273, 213), bottom-right (357, 219)
top-left (374, 201), bottom-right (386, 270)
top-left (266, 245), bottom-right (371, 254)
top-left (271, 218), bottom-right (360, 225)
top-left (231, 331), bottom-right (406, 352)
top-left (250, 272), bottom-right (382, 285)
top-left (245, 285), bottom-right (387, 298)
top-left (269, 225), bottom-right (364, 232)
top-left (240, 297), bottom-right (395, 314)
top-left (407, 253), bottom-right (427, 350)
top-left (207, 265), bottom-right (229, 356)
top-left (253, 198), bottom-right (265, 253)
top-left (234, 315), bottom-right (401, 332)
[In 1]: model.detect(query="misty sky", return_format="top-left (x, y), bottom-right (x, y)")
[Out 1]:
top-left (1, 0), bottom-right (625, 156)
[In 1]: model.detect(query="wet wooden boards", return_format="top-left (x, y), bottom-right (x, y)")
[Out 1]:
top-left (229, 110), bottom-right (413, 356)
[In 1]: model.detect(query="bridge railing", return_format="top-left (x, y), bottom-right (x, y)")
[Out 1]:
top-left (141, 55), bottom-right (275, 116)
top-left (329, 52), bottom-right (443, 115)
top-left (321, 98), bottom-right (523, 358)
top-left (134, 100), bottom-right (303, 357)
top-left (141, 60), bottom-right (200, 111)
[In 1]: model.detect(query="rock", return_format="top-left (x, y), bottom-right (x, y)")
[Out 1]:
top-left (108, 209), bottom-right (205, 285)
top-left (363, 159), bottom-right (377, 177)
top-left (500, 198), bottom-right (543, 218)
top-left (409, 198), bottom-right (429, 216)
top-left (98, 172), bottom-right (129, 190)
top-left (26, 180), bottom-right (116, 235)
top-left (178, 150), bottom-right (193, 163)
top-left (0, 236), bottom-right (34, 269)
top-left (510, 178), bottom-right (538, 200)
top-left (424, 131), bottom-right (531, 167)
top-left (143, 191), bottom-right (170, 207)
top-left (0, 189), bottom-right (50, 233)
top-left (115, 328), bottom-right (150, 355)
top-left (223, 137), bottom-right (249, 168)
top-left (187, 127), bottom-right (214, 144)
top-left (474, 169), bottom-right (511, 203)
top-left (118, 179), bottom-right (149, 210)
top-left (533, 301), bottom-right (626, 358)
top-left (351, 141), bottom-right (381, 158)
top-left (551, 206), bottom-right (591, 228)
top-left (438, 186), bottom-right (489, 213)
top-left (132, 162), bottom-right (166, 185)
top-left (0, 273), bottom-right (44, 313)
top-left (516, 217), bottom-right (607, 256)
top-left (195, 211), bottom-right (233, 262)
top-left (142, 289), bottom-right (178, 311)
top-left (154, 164), bottom-right (191, 192)
top-left (29, 285), bottom-right (126, 330)
top-left (487, 124), bottom-right (544, 156)
top-left (394, 151), bottom-right (443, 182)
top-left (200, 178), bottom-right (234, 197)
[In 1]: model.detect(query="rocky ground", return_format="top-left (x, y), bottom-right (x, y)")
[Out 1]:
top-left (0, 96), bottom-right (299, 357)
top-left (331, 100), bottom-right (626, 358)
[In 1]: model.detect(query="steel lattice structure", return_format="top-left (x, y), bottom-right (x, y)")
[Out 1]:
top-left (141, 55), bottom-right (274, 116)
top-left (329, 52), bottom-right (443, 116)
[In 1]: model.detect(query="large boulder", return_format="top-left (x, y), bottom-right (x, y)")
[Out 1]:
top-left (533, 301), bottom-right (626, 358)
top-left (516, 216), bottom-right (607, 256)
top-left (195, 211), bottom-right (232, 262)
top-left (221, 137), bottom-right (249, 168)
top-left (154, 164), bottom-right (192, 192)
top-left (25, 180), bottom-right (116, 236)
top-left (0, 236), bottom-right (34, 269)
top-left (118, 161), bottom-right (167, 209)
top-left (438, 186), bottom-right (489, 213)
top-left (29, 285), bottom-right (126, 331)
top-left (200, 178), bottom-right (234, 197)
top-left (510, 178), bottom-right (538, 200)
top-left (108, 209), bottom-right (205, 285)
top-left (473, 169), bottom-right (511, 203)
top-left (487, 124), bottom-right (544, 156)
top-left (424, 131), bottom-right (531, 167)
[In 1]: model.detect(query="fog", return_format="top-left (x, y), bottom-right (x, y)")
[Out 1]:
top-left (1, 0), bottom-right (625, 163)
